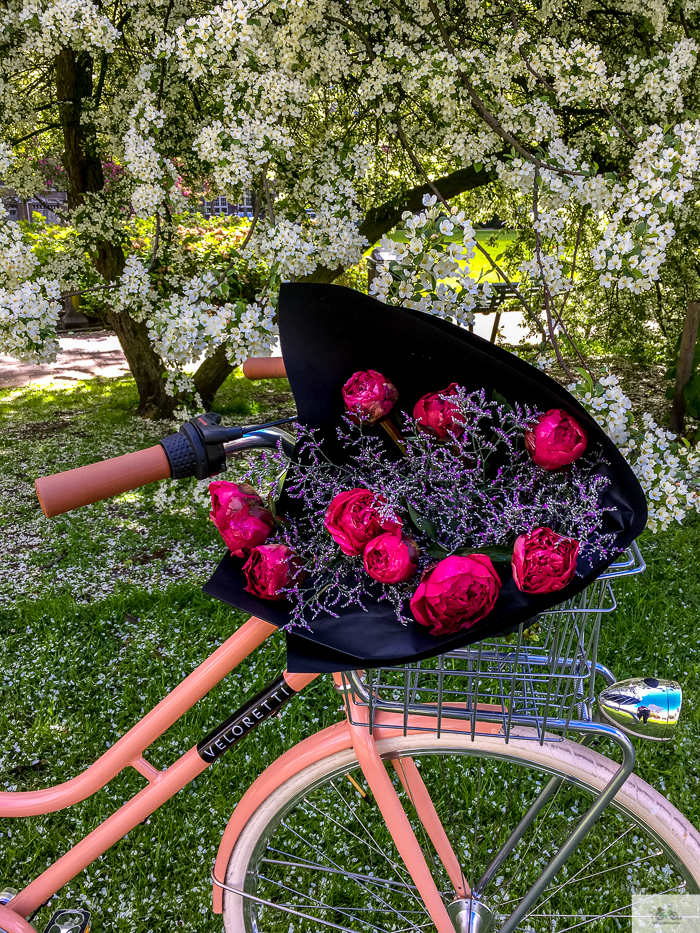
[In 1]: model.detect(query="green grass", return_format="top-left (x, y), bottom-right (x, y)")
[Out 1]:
top-left (1, 374), bottom-right (699, 931)
top-left (383, 229), bottom-right (520, 282)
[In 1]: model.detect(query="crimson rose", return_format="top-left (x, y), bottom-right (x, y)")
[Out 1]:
top-left (524, 409), bottom-right (587, 470)
top-left (410, 554), bottom-right (501, 636)
top-left (363, 533), bottom-right (419, 583)
top-left (209, 481), bottom-right (275, 557)
top-left (342, 370), bottom-right (399, 424)
top-left (243, 543), bottom-right (304, 601)
top-left (512, 527), bottom-right (579, 594)
top-left (324, 488), bottom-right (401, 556)
top-left (413, 383), bottom-right (465, 439)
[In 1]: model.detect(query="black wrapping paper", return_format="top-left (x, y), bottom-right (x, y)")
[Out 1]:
top-left (203, 283), bottom-right (647, 672)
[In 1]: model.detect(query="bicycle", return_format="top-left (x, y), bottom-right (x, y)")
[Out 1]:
top-left (1, 355), bottom-right (698, 933)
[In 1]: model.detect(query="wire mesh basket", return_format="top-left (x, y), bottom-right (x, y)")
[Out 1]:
top-left (342, 543), bottom-right (645, 743)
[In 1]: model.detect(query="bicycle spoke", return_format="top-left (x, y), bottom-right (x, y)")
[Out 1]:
top-left (324, 778), bottom-right (433, 917)
top-left (469, 748), bottom-right (484, 890)
top-left (436, 753), bottom-right (468, 895)
top-left (496, 775), bottom-right (568, 900)
top-left (498, 824), bottom-right (636, 909)
top-left (258, 874), bottom-right (405, 932)
top-left (394, 758), bottom-right (448, 888)
top-left (327, 781), bottom-right (418, 887)
top-left (537, 848), bottom-right (663, 904)
top-left (278, 818), bottom-right (429, 931)
top-left (262, 853), bottom-right (419, 890)
top-left (536, 883), bottom-right (688, 933)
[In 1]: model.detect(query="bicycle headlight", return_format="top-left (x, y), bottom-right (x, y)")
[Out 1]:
top-left (598, 677), bottom-right (682, 741)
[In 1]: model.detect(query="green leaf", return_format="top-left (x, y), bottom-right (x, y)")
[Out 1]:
top-left (456, 545), bottom-right (513, 562)
top-left (573, 367), bottom-right (593, 393)
top-left (406, 501), bottom-right (437, 540)
top-left (492, 390), bottom-right (513, 412)
top-left (276, 470), bottom-right (287, 500)
top-left (474, 162), bottom-right (483, 172)
top-left (425, 545), bottom-right (449, 559)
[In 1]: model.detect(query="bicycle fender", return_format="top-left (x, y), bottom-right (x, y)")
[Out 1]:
top-left (212, 720), bottom-right (353, 913)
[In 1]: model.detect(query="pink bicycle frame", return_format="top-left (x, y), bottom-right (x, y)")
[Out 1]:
top-left (0, 613), bottom-right (480, 933)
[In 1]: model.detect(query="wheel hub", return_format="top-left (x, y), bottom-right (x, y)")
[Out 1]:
top-left (447, 897), bottom-right (495, 933)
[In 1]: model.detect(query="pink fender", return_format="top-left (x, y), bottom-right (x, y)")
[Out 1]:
top-left (0, 903), bottom-right (37, 933)
top-left (212, 719), bottom-right (353, 912)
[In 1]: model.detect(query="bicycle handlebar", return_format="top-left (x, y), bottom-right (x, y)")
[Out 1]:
top-left (35, 445), bottom-right (172, 518)
top-left (242, 357), bottom-right (286, 379)
top-left (34, 357), bottom-right (293, 518)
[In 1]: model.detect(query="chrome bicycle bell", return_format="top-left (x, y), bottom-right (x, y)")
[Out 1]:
top-left (598, 677), bottom-right (682, 741)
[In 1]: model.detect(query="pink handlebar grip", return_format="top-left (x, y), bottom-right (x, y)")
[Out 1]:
top-left (35, 445), bottom-right (172, 518)
top-left (242, 357), bottom-right (287, 379)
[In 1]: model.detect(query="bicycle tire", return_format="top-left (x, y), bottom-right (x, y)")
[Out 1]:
top-left (222, 731), bottom-right (700, 932)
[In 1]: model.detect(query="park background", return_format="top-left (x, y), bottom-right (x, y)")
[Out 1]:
top-left (2, 0), bottom-right (700, 928)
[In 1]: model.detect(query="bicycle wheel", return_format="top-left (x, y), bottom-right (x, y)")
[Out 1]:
top-left (222, 730), bottom-right (700, 933)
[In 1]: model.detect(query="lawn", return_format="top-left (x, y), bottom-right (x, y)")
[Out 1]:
top-left (384, 228), bottom-right (520, 282)
top-left (0, 373), bottom-right (699, 932)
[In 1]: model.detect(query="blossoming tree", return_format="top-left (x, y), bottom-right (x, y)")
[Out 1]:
top-left (2, 0), bottom-right (700, 526)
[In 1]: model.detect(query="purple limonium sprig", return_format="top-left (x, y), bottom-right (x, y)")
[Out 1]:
top-left (238, 388), bottom-right (619, 630)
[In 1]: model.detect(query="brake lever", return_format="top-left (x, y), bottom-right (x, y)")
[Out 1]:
top-left (160, 413), bottom-right (296, 480)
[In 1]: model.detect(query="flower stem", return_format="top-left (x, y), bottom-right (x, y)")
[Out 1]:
top-left (379, 418), bottom-right (407, 454)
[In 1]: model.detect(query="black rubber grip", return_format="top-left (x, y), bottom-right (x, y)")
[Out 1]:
top-left (160, 432), bottom-right (198, 479)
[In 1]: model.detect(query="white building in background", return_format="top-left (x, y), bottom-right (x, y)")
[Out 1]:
top-left (2, 190), bottom-right (256, 223)
top-left (2, 190), bottom-right (68, 223)
top-left (202, 191), bottom-right (254, 218)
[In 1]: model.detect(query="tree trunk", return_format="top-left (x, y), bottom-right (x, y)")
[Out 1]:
top-left (109, 311), bottom-right (177, 418)
top-left (194, 343), bottom-right (235, 411)
top-left (55, 47), bottom-right (174, 418)
top-left (669, 299), bottom-right (700, 434)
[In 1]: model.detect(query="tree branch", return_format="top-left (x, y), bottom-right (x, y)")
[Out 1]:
top-left (427, 0), bottom-right (586, 178)
top-left (10, 123), bottom-right (62, 146)
top-left (325, 14), bottom-right (376, 60)
top-left (93, 51), bottom-right (109, 109)
top-left (531, 167), bottom-right (588, 380)
top-left (263, 173), bottom-right (276, 225)
top-left (473, 240), bottom-right (548, 341)
top-left (304, 161), bottom-right (501, 283)
top-left (60, 281), bottom-right (117, 299)
top-left (25, 193), bottom-right (71, 222)
top-left (156, 0), bottom-right (175, 110)
top-left (149, 212), bottom-right (161, 270)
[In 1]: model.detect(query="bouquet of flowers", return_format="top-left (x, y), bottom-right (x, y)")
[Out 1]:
top-left (208, 370), bottom-right (619, 637)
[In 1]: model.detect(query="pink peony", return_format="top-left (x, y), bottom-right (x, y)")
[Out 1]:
top-left (524, 409), bottom-right (588, 470)
top-left (243, 544), bottom-right (304, 601)
top-left (363, 533), bottom-right (419, 584)
top-left (342, 370), bottom-right (399, 424)
top-left (209, 481), bottom-right (275, 557)
top-left (324, 488), bottom-right (401, 556)
top-left (413, 383), bottom-right (465, 440)
top-left (512, 527), bottom-right (579, 594)
top-left (410, 554), bottom-right (501, 636)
